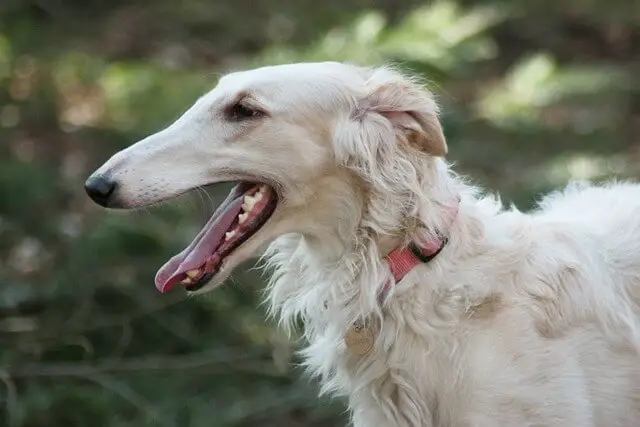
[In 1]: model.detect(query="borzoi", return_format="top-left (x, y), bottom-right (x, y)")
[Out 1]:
top-left (85, 61), bottom-right (640, 427)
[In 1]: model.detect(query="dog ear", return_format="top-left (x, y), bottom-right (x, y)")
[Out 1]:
top-left (333, 66), bottom-right (447, 191)
top-left (361, 68), bottom-right (447, 157)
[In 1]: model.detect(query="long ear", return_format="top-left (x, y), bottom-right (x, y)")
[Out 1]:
top-left (360, 67), bottom-right (447, 157)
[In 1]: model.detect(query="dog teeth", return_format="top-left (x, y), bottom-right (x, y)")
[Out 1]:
top-left (242, 195), bottom-right (256, 212)
top-left (181, 277), bottom-right (193, 284)
top-left (225, 230), bottom-right (236, 241)
top-left (238, 212), bottom-right (248, 224)
top-left (259, 185), bottom-right (268, 193)
top-left (185, 268), bottom-right (201, 279)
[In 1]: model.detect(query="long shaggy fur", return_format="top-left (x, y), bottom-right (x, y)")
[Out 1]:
top-left (92, 61), bottom-right (640, 426)
top-left (261, 67), bottom-right (640, 426)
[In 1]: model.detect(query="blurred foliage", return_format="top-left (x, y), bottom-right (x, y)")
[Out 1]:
top-left (0, 0), bottom-right (639, 426)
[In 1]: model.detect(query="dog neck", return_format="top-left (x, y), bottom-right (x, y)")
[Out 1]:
top-left (263, 173), bottom-right (465, 403)
top-left (264, 158), bottom-right (473, 414)
top-left (265, 171), bottom-right (463, 334)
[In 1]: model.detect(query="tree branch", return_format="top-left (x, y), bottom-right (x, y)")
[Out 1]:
top-left (5, 348), bottom-right (271, 378)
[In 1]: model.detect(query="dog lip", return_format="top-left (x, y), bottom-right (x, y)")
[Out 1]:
top-left (185, 270), bottom-right (217, 292)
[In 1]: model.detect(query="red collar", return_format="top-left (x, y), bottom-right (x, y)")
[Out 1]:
top-left (379, 199), bottom-right (459, 304)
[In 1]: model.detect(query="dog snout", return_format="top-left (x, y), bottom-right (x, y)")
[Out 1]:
top-left (84, 174), bottom-right (117, 207)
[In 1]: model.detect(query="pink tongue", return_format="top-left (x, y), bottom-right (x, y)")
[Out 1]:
top-left (154, 187), bottom-right (245, 293)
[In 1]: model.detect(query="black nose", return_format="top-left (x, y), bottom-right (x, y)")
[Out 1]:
top-left (84, 175), bottom-right (116, 207)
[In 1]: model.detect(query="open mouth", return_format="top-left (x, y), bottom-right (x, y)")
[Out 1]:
top-left (154, 182), bottom-right (278, 293)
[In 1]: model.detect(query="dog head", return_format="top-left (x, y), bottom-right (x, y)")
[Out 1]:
top-left (85, 61), bottom-right (449, 294)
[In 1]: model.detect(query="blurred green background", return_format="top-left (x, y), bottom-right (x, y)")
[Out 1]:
top-left (0, 0), bottom-right (638, 426)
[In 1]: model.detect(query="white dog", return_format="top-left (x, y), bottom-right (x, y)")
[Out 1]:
top-left (85, 61), bottom-right (640, 426)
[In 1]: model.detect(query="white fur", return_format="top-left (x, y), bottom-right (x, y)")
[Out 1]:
top-left (90, 61), bottom-right (640, 426)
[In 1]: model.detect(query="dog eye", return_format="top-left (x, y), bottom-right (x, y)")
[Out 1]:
top-left (226, 101), bottom-right (262, 121)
